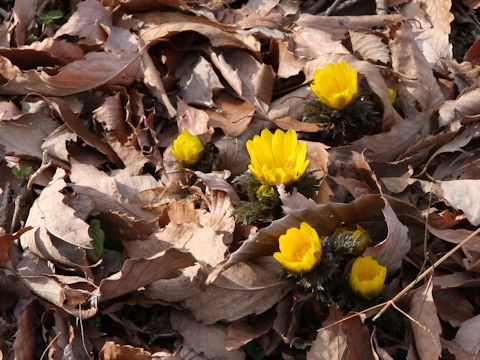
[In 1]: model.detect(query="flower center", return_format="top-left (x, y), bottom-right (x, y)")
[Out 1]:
top-left (293, 243), bottom-right (310, 262)
top-left (356, 266), bottom-right (377, 281)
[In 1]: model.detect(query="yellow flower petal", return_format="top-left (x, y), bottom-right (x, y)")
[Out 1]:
top-left (171, 130), bottom-right (205, 166)
top-left (246, 129), bottom-right (309, 186)
top-left (273, 222), bottom-right (322, 274)
top-left (349, 256), bottom-right (387, 299)
top-left (310, 62), bottom-right (359, 110)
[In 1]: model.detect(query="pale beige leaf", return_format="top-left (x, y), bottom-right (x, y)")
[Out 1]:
top-left (414, 28), bottom-right (452, 67)
top-left (100, 342), bottom-right (153, 360)
top-left (409, 278), bottom-right (442, 360)
top-left (350, 31), bottom-right (390, 63)
top-left (99, 248), bottom-right (195, 301)
top-left (440, 180), bottom-right (480, 225)
top-left (177, 98), bottom-right (213, 138)
top-left (170, 311), bottom-right (245, 360)
top-left (413, 0), bottom-right (454, 34)
top-left (277, 40), bottom-right (305, 78)
top-left (454, 315), bottom-right (480, 355)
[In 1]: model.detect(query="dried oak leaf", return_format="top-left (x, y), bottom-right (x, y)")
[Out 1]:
top-left (454, 314), bottom-right (480, 356)
top-left (99, 342), bottom-right (152, 360)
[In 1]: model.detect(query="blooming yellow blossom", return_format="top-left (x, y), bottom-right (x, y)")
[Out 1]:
top-left (171, 130), bottom-right (205, 166)
top-left (334, 225), bottom-right (372, 255)
top-left (388, 87), bottom-right (397, 104)
top-left (273, 222), bottom-right (322, 274)
top-left (246, 129), bottom-right (309, 186)
top-left (310, 62), bottom-right (359, 110)
top-left (349, 256), bottom-right (387, 299)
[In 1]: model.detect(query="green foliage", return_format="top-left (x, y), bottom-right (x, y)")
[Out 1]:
top-left (303, 96), bottom-right (381, 145)
top-left (87, 218), bottom-right (105, 263)
top-left (38, 9), bottom-right (64, 25)
top-left (11, 166), bottom-right (32, 180)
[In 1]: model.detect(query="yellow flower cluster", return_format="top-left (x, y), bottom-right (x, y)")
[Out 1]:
top-left (310, 62), bottom-right (359, 110)
top-left (246, 129), bottom-right (309, 187)
top-left (349, 256), bottom-right (387, 299)
top-left (273, 222), bottom-right (322, 274)
top-left (171, 130), bottom-right (204, 166)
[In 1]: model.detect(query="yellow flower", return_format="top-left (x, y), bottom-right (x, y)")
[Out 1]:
top-left (273, 222), bottom-right (322, 274)
top-left (171, 130), bottom-right (205, 166)
top-left (349, 256), bottom-right (387, 299)
top-left (334, 225), bottom-right (372, 255)
top-left (388, 87), bottom-right (397, 104)
top-left (310, 62), bottom-right (359, 110)
top-left (246, 129), bottom-right (309, 186)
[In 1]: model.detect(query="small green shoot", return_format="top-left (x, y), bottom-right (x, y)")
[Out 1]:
top-left (87, 218), bottom-right (105, 263)
top-left (38, 10), bottom-right (64, 26)
top-left (12, 166), bottom-right (32, 181)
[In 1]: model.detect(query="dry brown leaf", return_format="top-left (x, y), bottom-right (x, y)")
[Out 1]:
top-left (54, 0), bottom-right (112, 46)
top-left (0, 112), bottom-right (59, 159)
top-left (13, 302), bottom-right (36, 360)
top-left (194, 171), bottom-right (240, 203)
top-left (226, 312), bottom-right (274, 350)
top-left (412, 0), bottom-right (454, 34)
top-left (440, 180), bottom-right (480, 225)
top-left (206, 92), bottom-right (255, 138)
top-left (408, 278), bottom-right (442, 360)
top-left (307, 306), bottom-right (374, 360)
top-left (99, 341), bottom-right (153, 360)
top-left (101, 0), bottom-right (190, 11)
top-left (208, 50), bottom-right (243, 96)
top-left (170, 311), bottom-right (246, 360)
top-left (454, 314), bottom-right (480, 356)
top-left (267, 86), bottom-right (310, 122)
top-left (17, 251), bottom-right (98, 318)
top-left (438, 88), bottom-right (480, 126)
top-left (99, 247), bottom-right (195, 301)
top-left (433, 288), bottom-right (474, 327)
top-left (349, 31), bottom-right (390, 64)
top-left (222, 50), bottom-right (275, 115)
top-left (70, 161), bottom-right (159, 223)
top-left (28, 38), bottom-right (85, 62)
top-left (93, 93), bottom-right (130, 144)
top-left (389, 22), bottom-right (444, 117)
top-left (0, 51), bottom-right (140, 96)
top-left (176, 98), bottom-right (213, 138)
top-left (277, 40), bottom-right (305, 79)
top-left (22, 169), bottom-right (91, 248)
top-left (364, 200), bottom-right (410, 273)
top-left (136, 12), bottom-right (260, 53)
top-left (12, 0), bottom-right (38, 46)
top-left (178, 56), bottom-right (224, 107)
top-left (463, 0), bottom-right (480, 9)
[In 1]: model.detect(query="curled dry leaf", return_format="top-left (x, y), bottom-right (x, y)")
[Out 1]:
top-left (99, 247), bottom-right (195, 301)
top-left (349, 31), bottom-right (391, 64)
top-left (438, 88), bottom-right (480, 126)
top-left (408, 278), bottom-right (442, 360)
top-left (0, 52), bottom-right (140, 96)
top-left (99, 342), bottom-right (153, 360)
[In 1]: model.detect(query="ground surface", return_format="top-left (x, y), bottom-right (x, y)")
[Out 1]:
top-left (0, 0), bottom-right (480, 359)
